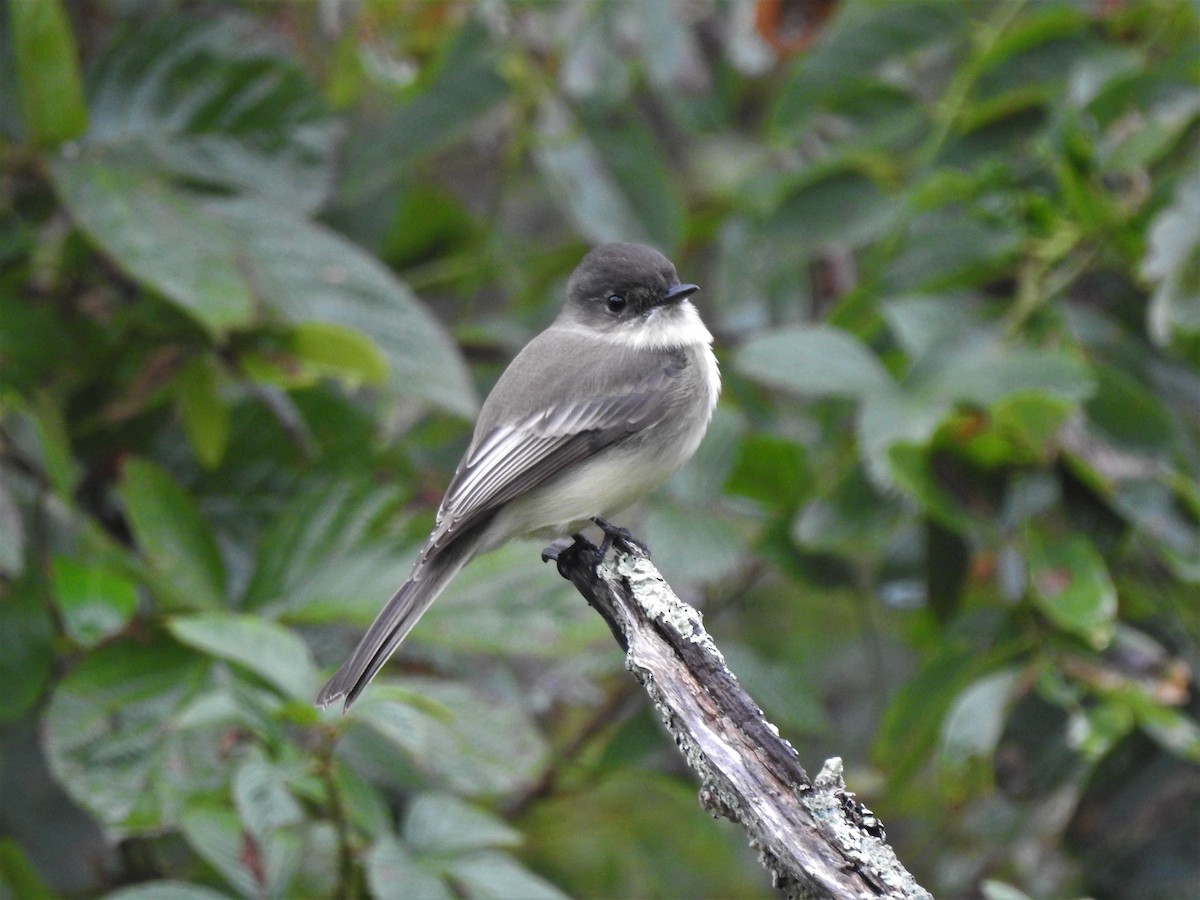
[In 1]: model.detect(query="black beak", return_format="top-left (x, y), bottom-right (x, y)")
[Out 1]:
top-left (663, 282), bottom-right (700, 303)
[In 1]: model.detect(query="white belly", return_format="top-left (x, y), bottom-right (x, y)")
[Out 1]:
top-left (486, 436), bottom-right (690, 544)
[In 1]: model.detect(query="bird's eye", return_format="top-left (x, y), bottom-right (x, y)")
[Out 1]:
top-left (606, 294), bottom-right (627, 313)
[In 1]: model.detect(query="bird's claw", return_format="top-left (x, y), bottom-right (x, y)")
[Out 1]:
top-left (591, 517), bottom-right (651, 558)
top-left (543, 533), bottom-right (596, 578)
top-left (541, 537), bottom-right (576, 563)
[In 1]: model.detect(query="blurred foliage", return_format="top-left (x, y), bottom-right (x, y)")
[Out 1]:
top-left (1, 0), bottom-right (1199, 898)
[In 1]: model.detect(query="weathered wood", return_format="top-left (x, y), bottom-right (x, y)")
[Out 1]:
top-left (547, 536), bottom-right (933, 900)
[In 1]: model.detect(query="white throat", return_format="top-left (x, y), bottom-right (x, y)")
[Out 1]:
top-left (558, 300), bottom-right (714, 351)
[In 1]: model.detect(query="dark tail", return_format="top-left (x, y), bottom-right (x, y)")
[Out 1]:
top-left (316, 533), bottom-right (479, 711)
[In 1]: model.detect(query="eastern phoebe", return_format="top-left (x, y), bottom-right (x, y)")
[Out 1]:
top-left (316, 242), bottom-right (720, 709)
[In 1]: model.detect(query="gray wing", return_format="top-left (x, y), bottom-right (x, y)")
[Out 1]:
top-left (425, 359), bottom-right (682, 551)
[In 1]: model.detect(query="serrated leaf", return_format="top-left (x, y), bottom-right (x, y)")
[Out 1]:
top-left (118, 458), bottom-right (225, 610)
top-left (735, 325), bottom-right (895, 399)
top-left (42, 640), bottom-right (206, 829)
top-left (9, 0), bottom-right (87, 146)
top-left (50, 556), bottom-right (138, 647)
top-left (176, 355), bottom-right (230, 470)
top-left (1026, 531), bottom-right (1117, 647)
top-left (168, 613), bottom-right (316, 701)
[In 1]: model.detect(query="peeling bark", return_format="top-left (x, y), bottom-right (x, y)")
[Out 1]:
top-left (547, 538), bottom-right (932, 900)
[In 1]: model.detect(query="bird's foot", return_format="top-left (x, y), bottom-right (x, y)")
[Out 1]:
top-left (542, 533), bottom-right (597, 579)
top-left (541, 537), bottom-right (577, 563)
top-left (591, 517), bottom-right (651, 558)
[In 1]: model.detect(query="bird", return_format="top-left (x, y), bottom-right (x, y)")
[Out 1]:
top-left (316, 242), bottom-right (721, 710)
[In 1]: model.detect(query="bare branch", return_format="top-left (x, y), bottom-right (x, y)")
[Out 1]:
top-left (547, 538), bottom-right (933, 900)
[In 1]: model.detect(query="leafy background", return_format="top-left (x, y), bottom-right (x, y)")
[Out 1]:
top-left (1, 0), bottom-right (1199, 898)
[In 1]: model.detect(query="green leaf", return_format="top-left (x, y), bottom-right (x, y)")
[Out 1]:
top-left (366, 835), bottom-right (451, 900)
top-left (288, 321), bottom-right (390, 388)
top-left (0, 837), bottom-right (54, 900)
top-left (416, 540), bottom-right (606, 656)
top-left (9, 0), bottom-right (87, 146)
top-left (1136, 705), bottom-right (1200, 763)
top-left (0, 471), bottom-right (24, 577)
top-left (939, 669), bottom-right (1020, 772)
top-left (118, 458), bottom-right (225, 610)
top-left (523, 769), bottom-right (762, 899)
top-left (353, 679), bottom-right (547, 797)
top-left (532, 98), bottom-right (649, 245)
top-left (642, 505), bottom-right (746, 586)
top-left (403, 793), bottom-right (520, 855)
top-left (1025, 531), bottom-right (1117, 647)
top-left (859, 390), bottom-right (946, 488)
top-left (767, 168), bottom-right (900, 250)
top-left (83, 15), bottom-right (335, 215)
top-left (988, 392), bottom-right (1074, 461)
top-left (180, 804), bottom-right (301, 900)
top-left (50, 556), bottom-right (138, 647)
top-left (24, 391), bottom-right (79, 500)
top-left (214, 197), bottom-right (475, 416)
top-left (242, 479), bottom-right (411, 620)
top-left (53, 155), bottom-right (473, 418)
top-left (338, 20), bottom-right (509, 210)
top-left (102, 882), bottom-right (234, 900)
top-left (0, 575), bottom-right (55, 723)
top-left (725, 432), bottom-right (812, 512)
top-left (176, 355), bottom-right (230, 470)
top-left (42, 640), bottom-right (207, 829)
top-left (168, 613), bottom-right (316, 701)
top-left (51, 157), bottom-right (258, 336)
top-left (232, 754), bottom-right (306, 841)
top-left (1142, 169), bottom-right (1200, 344)
top-left (913, 340), bottom-right (1095, 408)
top-left (888, 444), bottom-right (977, 533)
top-left (877, 634), bottom-right (1017, 789)
top-left (581, 108), bottom-right (685, 250)
top-left (444, 851), bottom-right (569, 900)
top-left (735, 325), bottom-right (895, 398)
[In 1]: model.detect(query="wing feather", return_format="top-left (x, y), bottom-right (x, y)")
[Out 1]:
top-left (428, 362), bottom-right (681, 549)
